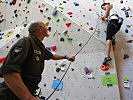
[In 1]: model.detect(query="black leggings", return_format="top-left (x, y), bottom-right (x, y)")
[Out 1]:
top-left (106, 19), bottom-right (122, 40)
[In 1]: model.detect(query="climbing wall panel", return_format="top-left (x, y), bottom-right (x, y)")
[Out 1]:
top-left (39, 51), bottom-right (120, 100)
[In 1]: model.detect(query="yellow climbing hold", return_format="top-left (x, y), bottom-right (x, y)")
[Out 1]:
top-left (20, 27), bottom-right (24, 32)
top-left (5, 38), bottom-right (10, 42)
top-left (44, 22), bottom-right (49, 26)
top-left (59, 6), bottom-right (64, 9)
top-left (5, 30), bottom-right (14, 37)
top-left (18, 13), bottom-right (22, 16)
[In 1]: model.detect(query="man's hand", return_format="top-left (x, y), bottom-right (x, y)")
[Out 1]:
top-left (66, 56), bottom-right (75, 62)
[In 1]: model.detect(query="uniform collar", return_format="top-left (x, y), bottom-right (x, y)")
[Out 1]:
top-left (31, 35), bottom-right (43, 46)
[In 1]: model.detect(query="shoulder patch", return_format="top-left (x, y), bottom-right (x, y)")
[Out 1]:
top-left (13, 47), bottom-right (23, 53)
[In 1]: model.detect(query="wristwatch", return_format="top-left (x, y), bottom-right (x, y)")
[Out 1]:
top-left (64, 55), bottom-right (67, 59)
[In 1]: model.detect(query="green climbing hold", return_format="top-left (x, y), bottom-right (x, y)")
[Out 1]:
top-left (124, 77), bottom-right (129, 81)
top-left (56, 19), bottom-right (60, 22)
top-left (66, 34), bottom-right (72, 40)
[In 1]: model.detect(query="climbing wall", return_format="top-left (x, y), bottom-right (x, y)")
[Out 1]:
top-left (43, 0), bottom-right (133, 100)
top-left (1, 0), bottom-right (131, 100)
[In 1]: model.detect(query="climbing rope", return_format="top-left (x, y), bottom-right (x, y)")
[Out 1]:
top-left (46, 16), bottom-right (100, 100)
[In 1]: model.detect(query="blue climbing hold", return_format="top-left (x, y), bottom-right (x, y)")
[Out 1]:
top-left (125, 12), bottom-right (129, 17)
top-left (73, 2), bottom-right (79, 6)
top-left (125, 29), bottom-right (128, 33)
top-left (52, 10), bottom-right (57, 16)
top-left (46, 46), bottom-right (51, 51)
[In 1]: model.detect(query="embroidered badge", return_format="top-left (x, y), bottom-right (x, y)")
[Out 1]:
top-left (13, 47), bottom-right (22, 53)
top-left (35, 56), bottom-right (40, 61)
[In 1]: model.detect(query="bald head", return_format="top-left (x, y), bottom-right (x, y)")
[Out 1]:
top-left (28, 21), bottom-right (49, 41)
top-left (28, 22), bottom-right (39, 33)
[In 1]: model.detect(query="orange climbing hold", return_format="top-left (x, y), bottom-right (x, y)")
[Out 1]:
top-left (100, 64), bottom-right (110, 71)
top-left (0, 56), bottom-right (6, 63)
top-left (89, 27), bottom-right (94, 30)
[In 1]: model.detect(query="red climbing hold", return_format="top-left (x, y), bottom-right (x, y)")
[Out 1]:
top-left (18, 3), bottom-right (21, 7)
top-left (0, 56), bottom-right (6, 63)
top-left (66, 22), bottom-right (71, 27)
top-left (100, 64), bottom-right (110, 71)
top-left (67, 12), bottom-right (73, 15)
top-left (51, 45), bottom-right (57, 51)
top-left (38, 5), bottom-right (41, 8)
top-left (104, 30), bottom-right (107, 33)
top-left (12, 0), bottom-right (17, 5)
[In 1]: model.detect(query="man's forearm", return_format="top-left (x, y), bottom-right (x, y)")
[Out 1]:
top-left (3, 72), bottom-right (33, 100)
top-left (52, 54), bottom-right (66, 60)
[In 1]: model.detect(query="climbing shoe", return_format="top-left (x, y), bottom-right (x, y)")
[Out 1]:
top-left (103, 56), bottom-right (112, 64)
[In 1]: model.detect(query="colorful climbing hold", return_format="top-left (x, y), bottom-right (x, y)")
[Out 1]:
top-left (100, 64), bottom-right (110, 71)
top-left (124, 77), bottom-right (129, 81)
top-left (51, 45), bottom-right (57, 51)
top-left (52, 10), bottom-right (57, 16)
top-left (59, 6), bottom-right (64, 10)
top-left (11, 0), bottom-right (17, 5)
top-left (84, 67), bottom-right (91, 74)
top-left (0, 56), bottom-right (6, 63)
top-left (66, 22), bottom-right (71, 27)
top-left (125, 29), bottom-right (128, 33)
top-left (66, 34), bottom-right (72, 40)
top-left (44, 22), bottom-right (49, 26)
top-left (18, 2), bottom-right (22, 7)
top-left (46, 47), bottom-right (51, 51)
top-left (125, 11), bottom-right (129, 17)
top-left (56, 19), bottom-right (60, 22)
top-left (38, 5), bottom-right (41, 8)
top-left (89, 27), bottom-right (94, 30)
top-left (73, 2), bottom-right (79, 6)
top-left (104, 30), bottom-right (107, 33)
top-left (67, 12), bottom-right (73, 15)
top-left (5, 30), bottom-right (14, 37)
